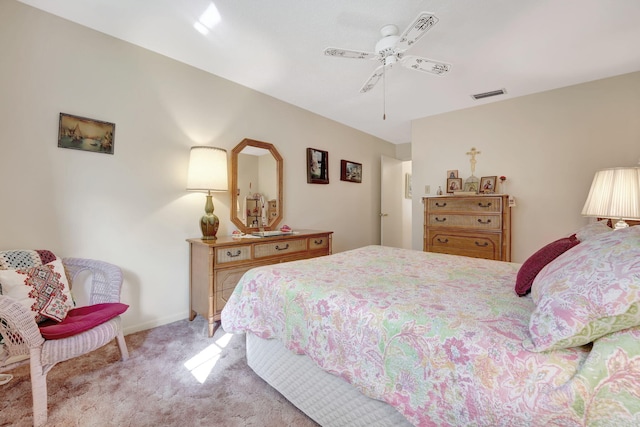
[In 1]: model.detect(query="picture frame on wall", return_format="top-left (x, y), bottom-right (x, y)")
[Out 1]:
top-left (447, 170), bottom-right (458, 179)
top-left (447, 178), bottom-right (463, 193)
top-left (479, 176), bottom-right (497, 193)
top-left (340, 160), bottom-right (362, 183)
top-left (307, 148), bottom-right (329, 184)
top-left (58, 113), bottom-right (115, 155)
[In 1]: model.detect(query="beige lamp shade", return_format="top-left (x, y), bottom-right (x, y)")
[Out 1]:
top-left (187, 146), bottom-right (228, 239)
top-left (187, 146), bottom-right (228, 192)
top-left (582, 167), bottom-right (640, 229)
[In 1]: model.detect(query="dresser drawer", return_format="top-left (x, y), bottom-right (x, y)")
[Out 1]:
top-left (214, 266), bottom-right (253, 316)
top-left (427, 214), bottom-right (501, 230)
top-left (255, 238), bottom-right (307, 258)
top-left (308, 235), bottom-right (329, 251)
top-left (215, 245), bottom-right (252, 265)
top-left (427, 232), bottom-right (500, 260)
top-left (427, 197), bottom-right (502, 213)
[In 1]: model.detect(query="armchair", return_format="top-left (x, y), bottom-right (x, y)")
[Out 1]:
top-left (0, 257), bottom-right (129, 427)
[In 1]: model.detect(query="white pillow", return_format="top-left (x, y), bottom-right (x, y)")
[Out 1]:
top-left (0, 258), bottom-right (74, 323)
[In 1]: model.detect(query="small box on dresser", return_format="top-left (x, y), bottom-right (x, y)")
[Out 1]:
top-left (423, 195), bottom-right (511, 261)
top-left (187, 229), bottom-right (333, 337)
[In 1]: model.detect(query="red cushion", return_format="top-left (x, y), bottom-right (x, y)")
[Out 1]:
top-left (38, 303), bottom-right (128, 340)
top-left (515, 236), bottom-right (579, 296)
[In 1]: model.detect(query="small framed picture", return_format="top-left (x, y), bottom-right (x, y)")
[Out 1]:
top-left (447, 170), bottom-right (458, 179)
top-left (447, 178), bottom-right (463, 193)
top-left (479, 176), bottom-right (497, 194)
top-left (307, 148), bottom-right (329, 184)
top-left (463, 181), bottom-right (479, 193)
top-left (58, 113), bottom-right (115, 155)
top-left (340, 160), bottom-right (362, 183)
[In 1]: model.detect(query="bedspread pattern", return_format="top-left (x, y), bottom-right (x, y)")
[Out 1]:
top-left (221, 246), bottom-right (640, 426)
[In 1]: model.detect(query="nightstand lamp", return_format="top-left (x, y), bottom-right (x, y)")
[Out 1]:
top-left (187, 146), bottom-right (228, 239)
top-left (582, 166), bottom-right (640, 229)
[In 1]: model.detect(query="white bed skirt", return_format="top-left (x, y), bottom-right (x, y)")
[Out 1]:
top-left (246, 333), bottom-right (413, 427)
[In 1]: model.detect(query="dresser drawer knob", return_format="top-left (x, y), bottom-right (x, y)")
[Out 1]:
top-left (275, 243), bottom-right (290, 251)
top-left (314, 239), bottom-right (323, 245)
top-left (477, 218), bottom-right (492, 224)
top-left (435, 217), bottom-right (447, 222)
top-left (437, 238), bottom-right (449, 244)
top-left (478, 202), bottom-right (493, 208)
top-left (475, 241), bottom-right (489, 247)
top-left (226, 250), bottom-right (242, 258)
top-left (435, 202), bottom-right (447, 207)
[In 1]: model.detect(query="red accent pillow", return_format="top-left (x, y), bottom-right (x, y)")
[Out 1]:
top-left (38, 303), bottom-right (128, 340)
top-left (515, 236), bottom-right (579, 296)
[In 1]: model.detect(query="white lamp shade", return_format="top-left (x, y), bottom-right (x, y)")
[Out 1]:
top-left (186, 146), bottom-right (228, 192)
top-left (582, 167), bottom-right (640, 220)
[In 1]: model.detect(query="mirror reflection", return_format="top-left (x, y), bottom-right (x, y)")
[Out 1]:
top-left (231, 139), bottom-right (283, 233)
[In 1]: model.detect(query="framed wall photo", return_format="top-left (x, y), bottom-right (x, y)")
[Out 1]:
top-left (480, 176), bottom-right (497, 194)
top-left (340, 159), bottom-right (362, 183)
top-left (447, 178), bottom-right (462, 193)
top-left (447, 169), bottom-right (458, 179)
top-left (58, 113), bottom-right (115, 155)
top-left (307, 148), bottom-right (329, 184)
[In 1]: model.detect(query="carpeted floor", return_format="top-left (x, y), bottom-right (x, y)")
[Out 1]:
top-left (0, 317), bottom-right (319, 426)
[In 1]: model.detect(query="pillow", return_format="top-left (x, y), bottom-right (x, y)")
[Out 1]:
top-left (0, 258), bottom-right (74, 323)
top-left (525, 226), bottom-right (640, 352)
top-left (0, 249), bottom-right (57, 269)
top-left (574, 220), bottom-right (612, 242)
top-left (38, 303), bottom-right (128, 340)
top-left (515, 235), bottom-right (580, 296)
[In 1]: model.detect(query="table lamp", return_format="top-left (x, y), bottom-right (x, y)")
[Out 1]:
top-left (187, 146), bottom-right (228, 239)
top-left (581, 166), bottom-right (640, 229)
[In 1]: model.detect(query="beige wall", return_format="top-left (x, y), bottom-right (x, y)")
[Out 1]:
top-left (411, 71), bottom-right (640, 261)
top-left (0, 1), bottom-right (395, 333)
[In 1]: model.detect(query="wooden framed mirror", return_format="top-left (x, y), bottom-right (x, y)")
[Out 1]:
top-left (230, 138), bottom-right (283, 233)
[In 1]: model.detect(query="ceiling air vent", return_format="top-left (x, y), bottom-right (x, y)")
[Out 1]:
top-left (471, 89), bottom-right (507, 100)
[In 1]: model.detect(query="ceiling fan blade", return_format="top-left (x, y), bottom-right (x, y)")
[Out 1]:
top-left (401, 55), bottom-right (451, 75)
top-left (396, 12), bottom-right (438, 51)
top-left (324, 47), bottom-right (377, 60)
top-left (360, 64), bottom-right (386, 93)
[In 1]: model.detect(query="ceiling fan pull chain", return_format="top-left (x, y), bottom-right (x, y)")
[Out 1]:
top-left (383, 64), bottom-right (386, 120)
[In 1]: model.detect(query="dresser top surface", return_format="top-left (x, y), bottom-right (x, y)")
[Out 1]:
top-left (187, 229), bottom-right (333, 247)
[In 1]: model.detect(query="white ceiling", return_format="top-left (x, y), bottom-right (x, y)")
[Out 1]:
top-left (17, 0), bottom-right (640, 144)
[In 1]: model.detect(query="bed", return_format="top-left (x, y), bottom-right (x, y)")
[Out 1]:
top-left (221, 224), bottom-right (640, 426)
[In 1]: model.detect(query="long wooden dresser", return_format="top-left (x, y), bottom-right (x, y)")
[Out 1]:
top-left (423, 195), bottom-right (511, 261)
top-left (187, 229), bottom-right (333, 336)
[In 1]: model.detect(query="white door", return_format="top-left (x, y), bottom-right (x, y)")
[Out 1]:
top-left (380, 155), bottom-right (405, 248)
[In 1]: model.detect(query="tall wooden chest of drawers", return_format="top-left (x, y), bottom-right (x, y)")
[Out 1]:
top-left (423, 195), bottom-right (511, 261)
top-left (187, 229), bottom-right (333, 336)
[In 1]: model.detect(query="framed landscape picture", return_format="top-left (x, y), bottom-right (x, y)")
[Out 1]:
top-left (307, 148), bottom-right (329, 184)
top-left (58, 113), bottom-right (115, 155)
top-left (340, 160), bottom-right (362, 183)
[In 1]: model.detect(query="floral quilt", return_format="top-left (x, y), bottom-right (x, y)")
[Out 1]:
top-left (221, 245), bottom-right (640, 427)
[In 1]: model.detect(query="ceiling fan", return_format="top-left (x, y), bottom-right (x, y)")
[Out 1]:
top-left (324, 12), bottom-right (452, 94)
